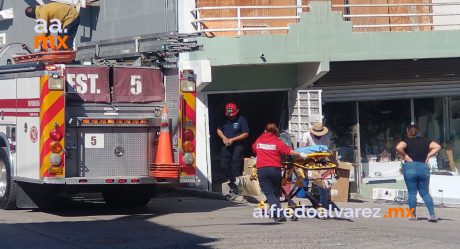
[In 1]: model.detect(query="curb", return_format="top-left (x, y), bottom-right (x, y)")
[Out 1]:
top-left (172, 187), bottom-right (259, 204)
top-left (173, 187), bottom-right (229, 200)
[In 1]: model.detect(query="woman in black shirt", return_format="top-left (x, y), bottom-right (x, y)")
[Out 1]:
top-left (396, 125), bottom-right (441, 222)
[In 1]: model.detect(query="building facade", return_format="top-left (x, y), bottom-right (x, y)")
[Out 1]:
top-left (182, 0), bottom-right (460, 198)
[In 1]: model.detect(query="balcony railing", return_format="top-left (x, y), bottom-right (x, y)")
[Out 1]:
top-left (190, 1), bottom-right (460, 37)
top-left (190, 5), bottom-right (310, 37)
top-left (333, 1), bottom-right (460, 32)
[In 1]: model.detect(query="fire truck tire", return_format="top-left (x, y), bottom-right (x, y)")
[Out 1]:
top-left (102, 186), bottom-right (155, 207)
top-left (0, 148), bottom-right (18, 210)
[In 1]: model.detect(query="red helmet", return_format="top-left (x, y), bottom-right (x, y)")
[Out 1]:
top-left (225, 102), bottom-right (239, 117)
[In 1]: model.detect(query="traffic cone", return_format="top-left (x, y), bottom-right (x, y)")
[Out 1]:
top-left (156, 106), bottom-right (173, 164)
top-left (149, 106), bottom-right (180, 179)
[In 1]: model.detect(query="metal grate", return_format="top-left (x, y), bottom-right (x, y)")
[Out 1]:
top-left (77, 127), bottom-right (154, 177)
top-left (288, 90), bottom-right (323, 143)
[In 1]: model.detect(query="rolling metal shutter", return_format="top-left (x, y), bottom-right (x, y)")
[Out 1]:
top-left (318, 80), bottom-right (460, 102)
top-left (313, 59), bottom-right (460, 102)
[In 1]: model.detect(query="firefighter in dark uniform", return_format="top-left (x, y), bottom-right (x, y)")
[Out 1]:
top-left (217, 102), bottom-right (249, 194)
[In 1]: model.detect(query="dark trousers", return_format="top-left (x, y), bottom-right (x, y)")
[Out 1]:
top-left (58, 16), bottom-right (80, 50)
top-left (403, 162), bottom-right (435, 216)
top-left (258, 167), bottom-right (282, 215)
top-left (220, 144), bottom-right (244, 183)
top-left (303, 178), bottom-right (329, 208)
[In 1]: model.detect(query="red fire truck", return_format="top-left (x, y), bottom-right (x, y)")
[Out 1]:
top-left (0, 34), bottom-right (199, 209)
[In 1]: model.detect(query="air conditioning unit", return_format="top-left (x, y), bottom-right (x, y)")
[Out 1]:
top-left (0, 8), bottom-right (13, 21)
top-left (394, 189), bottom-right (408, 202)
top-left (83, 0), bottom-right (100, 7)
top-left (45, 0), bottom-right (100, 7)
top-left (372, 188), bottom-right (397, 201)
top-left (373, 188), bottom-right (423, 203)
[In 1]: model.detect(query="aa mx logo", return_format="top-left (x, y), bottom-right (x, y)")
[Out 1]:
top-left (384, 208), bottom-right (415, 218)
top-left (34, 19), bottom-right (68, 50)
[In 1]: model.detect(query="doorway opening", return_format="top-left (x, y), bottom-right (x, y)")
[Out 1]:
top-left (207, 91), bottom-right (289, 192)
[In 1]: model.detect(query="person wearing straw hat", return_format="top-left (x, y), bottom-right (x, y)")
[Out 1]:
top-left (300, 122), bottom-right (331, 212)
top-left (302, 122), bottom-right (331, 148)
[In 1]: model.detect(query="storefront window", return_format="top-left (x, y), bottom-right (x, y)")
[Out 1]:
top-left (324, 102), bottom-right (356, 163)
top-left (325, 97), bottom-right (459, 171)
top-left (359, 100), bottom-right (411, 162)
top-left (414, 98), bottom-right (444, 144)
top-left (448, 97), bottom-right (460, 164)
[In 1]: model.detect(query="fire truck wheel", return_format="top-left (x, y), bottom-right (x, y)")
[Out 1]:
top-left (102, 186), bottom-right (154, 207)
top-left (0, 148), bottom-right (18, 210)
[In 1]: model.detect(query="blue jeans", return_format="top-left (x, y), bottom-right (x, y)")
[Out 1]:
top-left (257, 167), bottom-right (282, 216)
top-left (294, 175), bottom-right (329, 208)
top-left (403, 162), bottom-right (435, 216)
top-left (302, 179), bottom-right (329, 208)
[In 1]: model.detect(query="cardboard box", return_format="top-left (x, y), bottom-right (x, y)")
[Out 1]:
top-left (243, 157), bottom-right (257, 176)
top-left (306, 169), bottom-right (327, 189)
top-left (446, 150), bottom-right (457, 172)
top-left (307, 169), bottom-right (322, 185)
top-left (236, 175), bottom-right (265, 199)
top-left (330, 162), bottom-right (353, 202)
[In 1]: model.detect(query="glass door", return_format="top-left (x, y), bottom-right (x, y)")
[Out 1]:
top-left (359, 99), bottom-right (411, 163)
top-left (324, 102), bottom-right (359, 191)
top-left (446, 97), bottom-right (460, 171)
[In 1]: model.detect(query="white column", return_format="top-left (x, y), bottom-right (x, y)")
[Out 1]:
top-left (195, 92), bottom-right (212, 191)
top-left (178, 0), bottom-right (197, 34)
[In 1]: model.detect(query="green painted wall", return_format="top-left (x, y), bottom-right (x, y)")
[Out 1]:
top-left (203, 64), bottom-right (297, 92)
top-left (191, 1), bottom-right (460, 67)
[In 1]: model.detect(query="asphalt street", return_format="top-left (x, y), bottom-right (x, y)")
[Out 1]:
top-left (0, 193), bottom-right (459, 249)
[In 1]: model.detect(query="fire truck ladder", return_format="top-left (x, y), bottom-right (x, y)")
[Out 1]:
top-left (76, 32), bottom-right (202, 67)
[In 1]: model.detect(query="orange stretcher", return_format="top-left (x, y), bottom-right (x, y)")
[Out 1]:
top-left (13, 50), bottom-right (76, 64)
top-left (280, 152), bottom-right (338, 209)
top-left (257, 151), bottom-right (340, 213)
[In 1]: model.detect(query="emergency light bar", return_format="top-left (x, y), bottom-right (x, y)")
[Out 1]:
top-left (80, 119), bottom-right (149, 126)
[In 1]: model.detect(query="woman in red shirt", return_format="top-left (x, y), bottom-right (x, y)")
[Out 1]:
top-left (252, 123), bottom-right (306, 222)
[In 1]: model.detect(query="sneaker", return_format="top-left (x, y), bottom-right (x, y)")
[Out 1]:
top-left (229, 187), bottom-right (238, 195)
top-left (408, 215), bottom-right (418, 221)
top-left (273, 216), bottom-right (287, 222)
top-left (317, 208), bottom-right (328, 220)
top-left (428, 215), bottom-right (438, 222)
top-left (228, 181), bottom-right (237, 188)
top-left (228, 182), bottom-right (238, 195)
